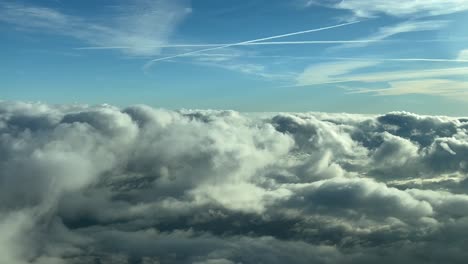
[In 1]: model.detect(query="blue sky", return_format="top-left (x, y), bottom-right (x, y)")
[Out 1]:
top-left (2, 0), bottom-right (468, 115)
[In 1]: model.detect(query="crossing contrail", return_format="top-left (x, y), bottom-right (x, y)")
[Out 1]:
top-left (74, 37), bottom-right (468, 51)
top-left (143, 20), bottom-right (363, 69)
top-left (76, 39), bottom-right (386, 50)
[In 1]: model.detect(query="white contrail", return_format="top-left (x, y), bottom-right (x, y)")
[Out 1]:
top-left (76, 39), bottom-right (387, 50)
top-left (76, 44), bottom-right (223, 50)
top-left (240, 40), bottom-right (385, 45)
top-left (162, 53), bottom-right (468, 62)
top-left (143, 20), bottom-right (363, 69)
top-left (75, 38), bottom-right (468, 51)
top-left (314, 57), bottom-right (468, 63)
top-left (367, 58), bottom-right (468, 62)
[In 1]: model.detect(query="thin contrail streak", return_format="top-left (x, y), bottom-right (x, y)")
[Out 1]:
top-left (75, 38), bottom-right (468, 51)
top-left (76, 39), bottom-right (385, 50)
top-left (364, 58), bottom-right (468, 62)
top-left (76, 45), bottom-right (224, 49)
top-left (152, 54), bottom-right (468, 63)
top-left (315, 57), bottom-right (468, 63)
top-left (143, 20), bottom-right (363, 69)
top-left (238, 40), bottom-right (385, 45)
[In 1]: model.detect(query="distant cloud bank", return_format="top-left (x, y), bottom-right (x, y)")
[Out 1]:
top-left (1, 102), bottom-right (468, 263)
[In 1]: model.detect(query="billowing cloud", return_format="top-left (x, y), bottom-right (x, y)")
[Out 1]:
top-left (1, 102), bottom-right (468, 263)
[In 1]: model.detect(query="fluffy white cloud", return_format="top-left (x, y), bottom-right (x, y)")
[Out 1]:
top-left (1, 102), bottom-right (468, 263)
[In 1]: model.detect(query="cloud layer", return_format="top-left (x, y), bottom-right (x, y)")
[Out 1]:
top-left (1, 102), bottom-right (468, 263)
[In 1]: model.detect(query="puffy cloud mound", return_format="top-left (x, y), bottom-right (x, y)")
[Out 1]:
top-left (1, 102), bottom-right (468, 263)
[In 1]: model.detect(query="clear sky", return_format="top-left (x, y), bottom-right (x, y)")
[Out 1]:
top-left (2, 0), bottom-right (468, 115)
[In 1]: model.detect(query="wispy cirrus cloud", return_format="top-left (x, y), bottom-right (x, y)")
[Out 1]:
top-left (334, 20), bottom-right (450, 49)
top-left (304, 1), bottom-right (456, 51)
top-left (307, 0), bottom-right (468, 18)
top-left (296, 59), bottom-right (468, 99)
top-left (351, 79), bottom-right (468, 98)
top-left (334, 66), bottom-right (468, 83)
top-left (297, 61), bottom-right (468, 85)
top-left (165, 47), bottom-right (296, 81)
top-left (0, 0), bottom-right (191, 56)
top-left (296, 61), bottom-right (380, 85)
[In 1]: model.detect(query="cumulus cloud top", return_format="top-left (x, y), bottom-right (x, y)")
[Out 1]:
top-left (1, 102), bottom-right (468, 263)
